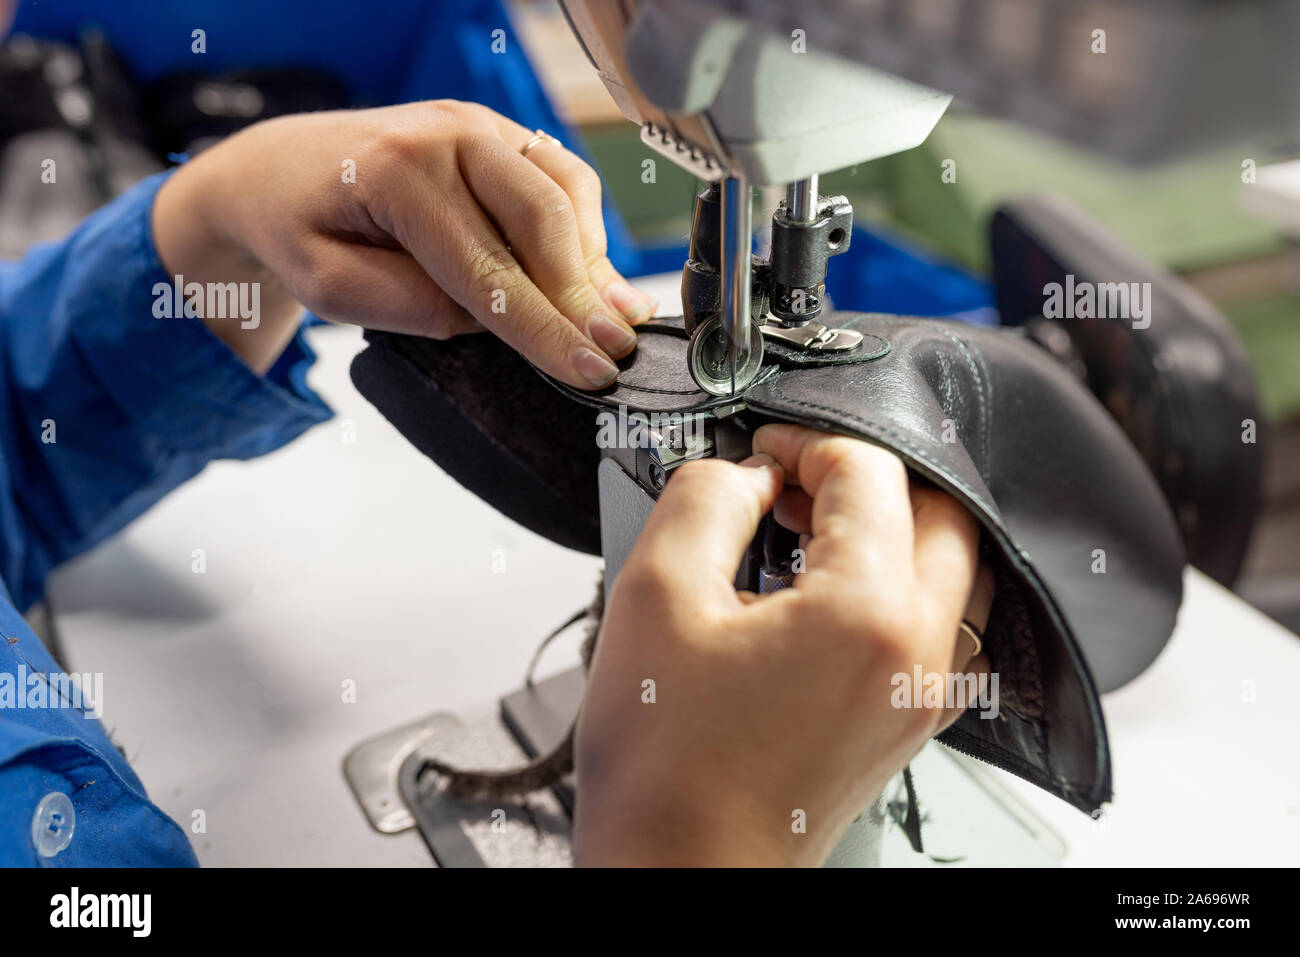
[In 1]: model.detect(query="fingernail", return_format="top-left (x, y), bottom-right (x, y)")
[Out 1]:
top-left (573, 346), bottom-right (619, 388)
top-left (588, 312), bottom-right (637, 357)
top-left (740, 452), bottom-right (783, 482)
top-left (603, 279), bottom-right (659, 323)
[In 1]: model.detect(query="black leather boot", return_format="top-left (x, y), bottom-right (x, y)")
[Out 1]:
top-left (351, 308), bottom-right (1189, 817)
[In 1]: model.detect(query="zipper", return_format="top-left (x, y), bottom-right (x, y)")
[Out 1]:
top-left (937, 726), bottom-right (1102, 815)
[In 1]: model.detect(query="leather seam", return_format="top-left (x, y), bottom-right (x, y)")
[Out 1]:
top-left (759, 378), bottom-right (988, 507)
top-left (754, 380), bottom-right (1096, 796)
top-left (612, 381), bottom-right (710, 397)
top-left (936, 348), bottom-right (955, 413)
top-left (817, 315), bottom-right (992, 468)
top-left (941, 329), bottom-right (991, 470)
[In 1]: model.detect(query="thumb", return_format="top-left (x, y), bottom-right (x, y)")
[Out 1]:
top-left (624, 454), bottom-right (784, 601)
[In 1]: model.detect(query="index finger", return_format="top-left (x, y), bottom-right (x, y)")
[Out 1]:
top-left (752, 423), bottom-right (914, 589)
top-left (485, 113), bottom-right (657, 324)
top-left (458, 136), bottom-right (636, 350)
top-left (413, 190), bottom-right (622, 390)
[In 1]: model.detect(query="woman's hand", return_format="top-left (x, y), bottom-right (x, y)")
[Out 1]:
top-left (573, 424), bottom-right (994, 867)
top-left (152, 100), bottom-right (657, 383)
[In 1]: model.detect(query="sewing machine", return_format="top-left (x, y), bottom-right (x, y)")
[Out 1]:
top-left (563, 1), bottom-right (958, 625)
top-left (342, 0), bottom-right (1297, 866)
top-left (564, 0), bottom-right (952, 397)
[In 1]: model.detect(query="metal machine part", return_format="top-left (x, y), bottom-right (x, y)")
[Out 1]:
top-left (689, 314), bottom-right (766, 397)
top-left (640, 121), bottom-right (723, 182)
top-left (599, 406), bottom-right (751, 497)
top-left (681, 176), bottom-right (861, 393)
top-left (342, 711), bottom-right (467, 834)
top-left (558, 0), bottom-right (952, 186)
top-left (395, 722), bottom-right (573, 868)
top-left (769, 187), bottom-right (854, 325)
top-left (599, 408), bottom-right (765, 590)
top-left (681, 182), bottom-right (761, 336)
top-left (561, 0), bottom-right (1300, 169)
top-left (762, 321), bottom-right (863, 353)
top-left (718, 175), bottom-right (761, 395)
top-left (786, 175), bottom-right (818, 224)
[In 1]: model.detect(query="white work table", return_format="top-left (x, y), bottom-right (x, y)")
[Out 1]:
top-left (48, 318), bottom-right (1300, 867)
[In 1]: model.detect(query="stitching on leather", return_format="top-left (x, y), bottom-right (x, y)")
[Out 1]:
top-left (590, 364), bottom-right (782, 399)
top-left (614, 381), bottom-right (709, 396)
top-left (760, 377), bottom-right (989, 507)
top-left (751, 319), bottom-right (993, 517)
top-left (756, 371), bottom-right (1098, 795)
top-left (935, 347), bottom-right (955, 413)
top-left (972, 341), bottom-right (994, 471)
top-left (941, 329), bottom-right (990, 470)
top-left (840, 316), bottom-right (992, 469)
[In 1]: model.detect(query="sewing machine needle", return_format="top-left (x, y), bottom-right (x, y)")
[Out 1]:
top-left (720, 174), bottom-right (751, 400)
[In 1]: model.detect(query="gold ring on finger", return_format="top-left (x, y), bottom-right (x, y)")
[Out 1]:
top-left (520, 129), bottom-right (561, 156)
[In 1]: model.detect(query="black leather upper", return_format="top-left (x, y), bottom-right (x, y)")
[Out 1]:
top-left (351, 311), bottom-right (1188, 814)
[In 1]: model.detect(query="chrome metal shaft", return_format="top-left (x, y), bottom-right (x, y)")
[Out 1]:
top-left (786, 174), bottom-right (820, 224)
top-left (719, 175), bottom-right (752, 396)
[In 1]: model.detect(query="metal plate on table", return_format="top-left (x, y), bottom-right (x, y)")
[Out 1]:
top-left (343, 711), bottom-right (465, 833)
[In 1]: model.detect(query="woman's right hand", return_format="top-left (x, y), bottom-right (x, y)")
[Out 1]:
top-left (573, 425), bottom-right (994, 866)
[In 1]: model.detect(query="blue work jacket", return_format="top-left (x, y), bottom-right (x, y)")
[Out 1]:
top-left (3, 0), bottom-right (588, 866)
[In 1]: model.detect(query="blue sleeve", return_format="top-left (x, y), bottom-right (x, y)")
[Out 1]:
top-left (0, 169), bottom-right (332, 613)
top-left (0, 597), bottom-right (200, 866)
top-left (0, 168), bottom-right (335, 866)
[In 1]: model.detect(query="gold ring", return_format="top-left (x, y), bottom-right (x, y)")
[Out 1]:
top-left (958, 619), bottom-right (983, 659)
top-left (520, 129), bottom-right (561, 156)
